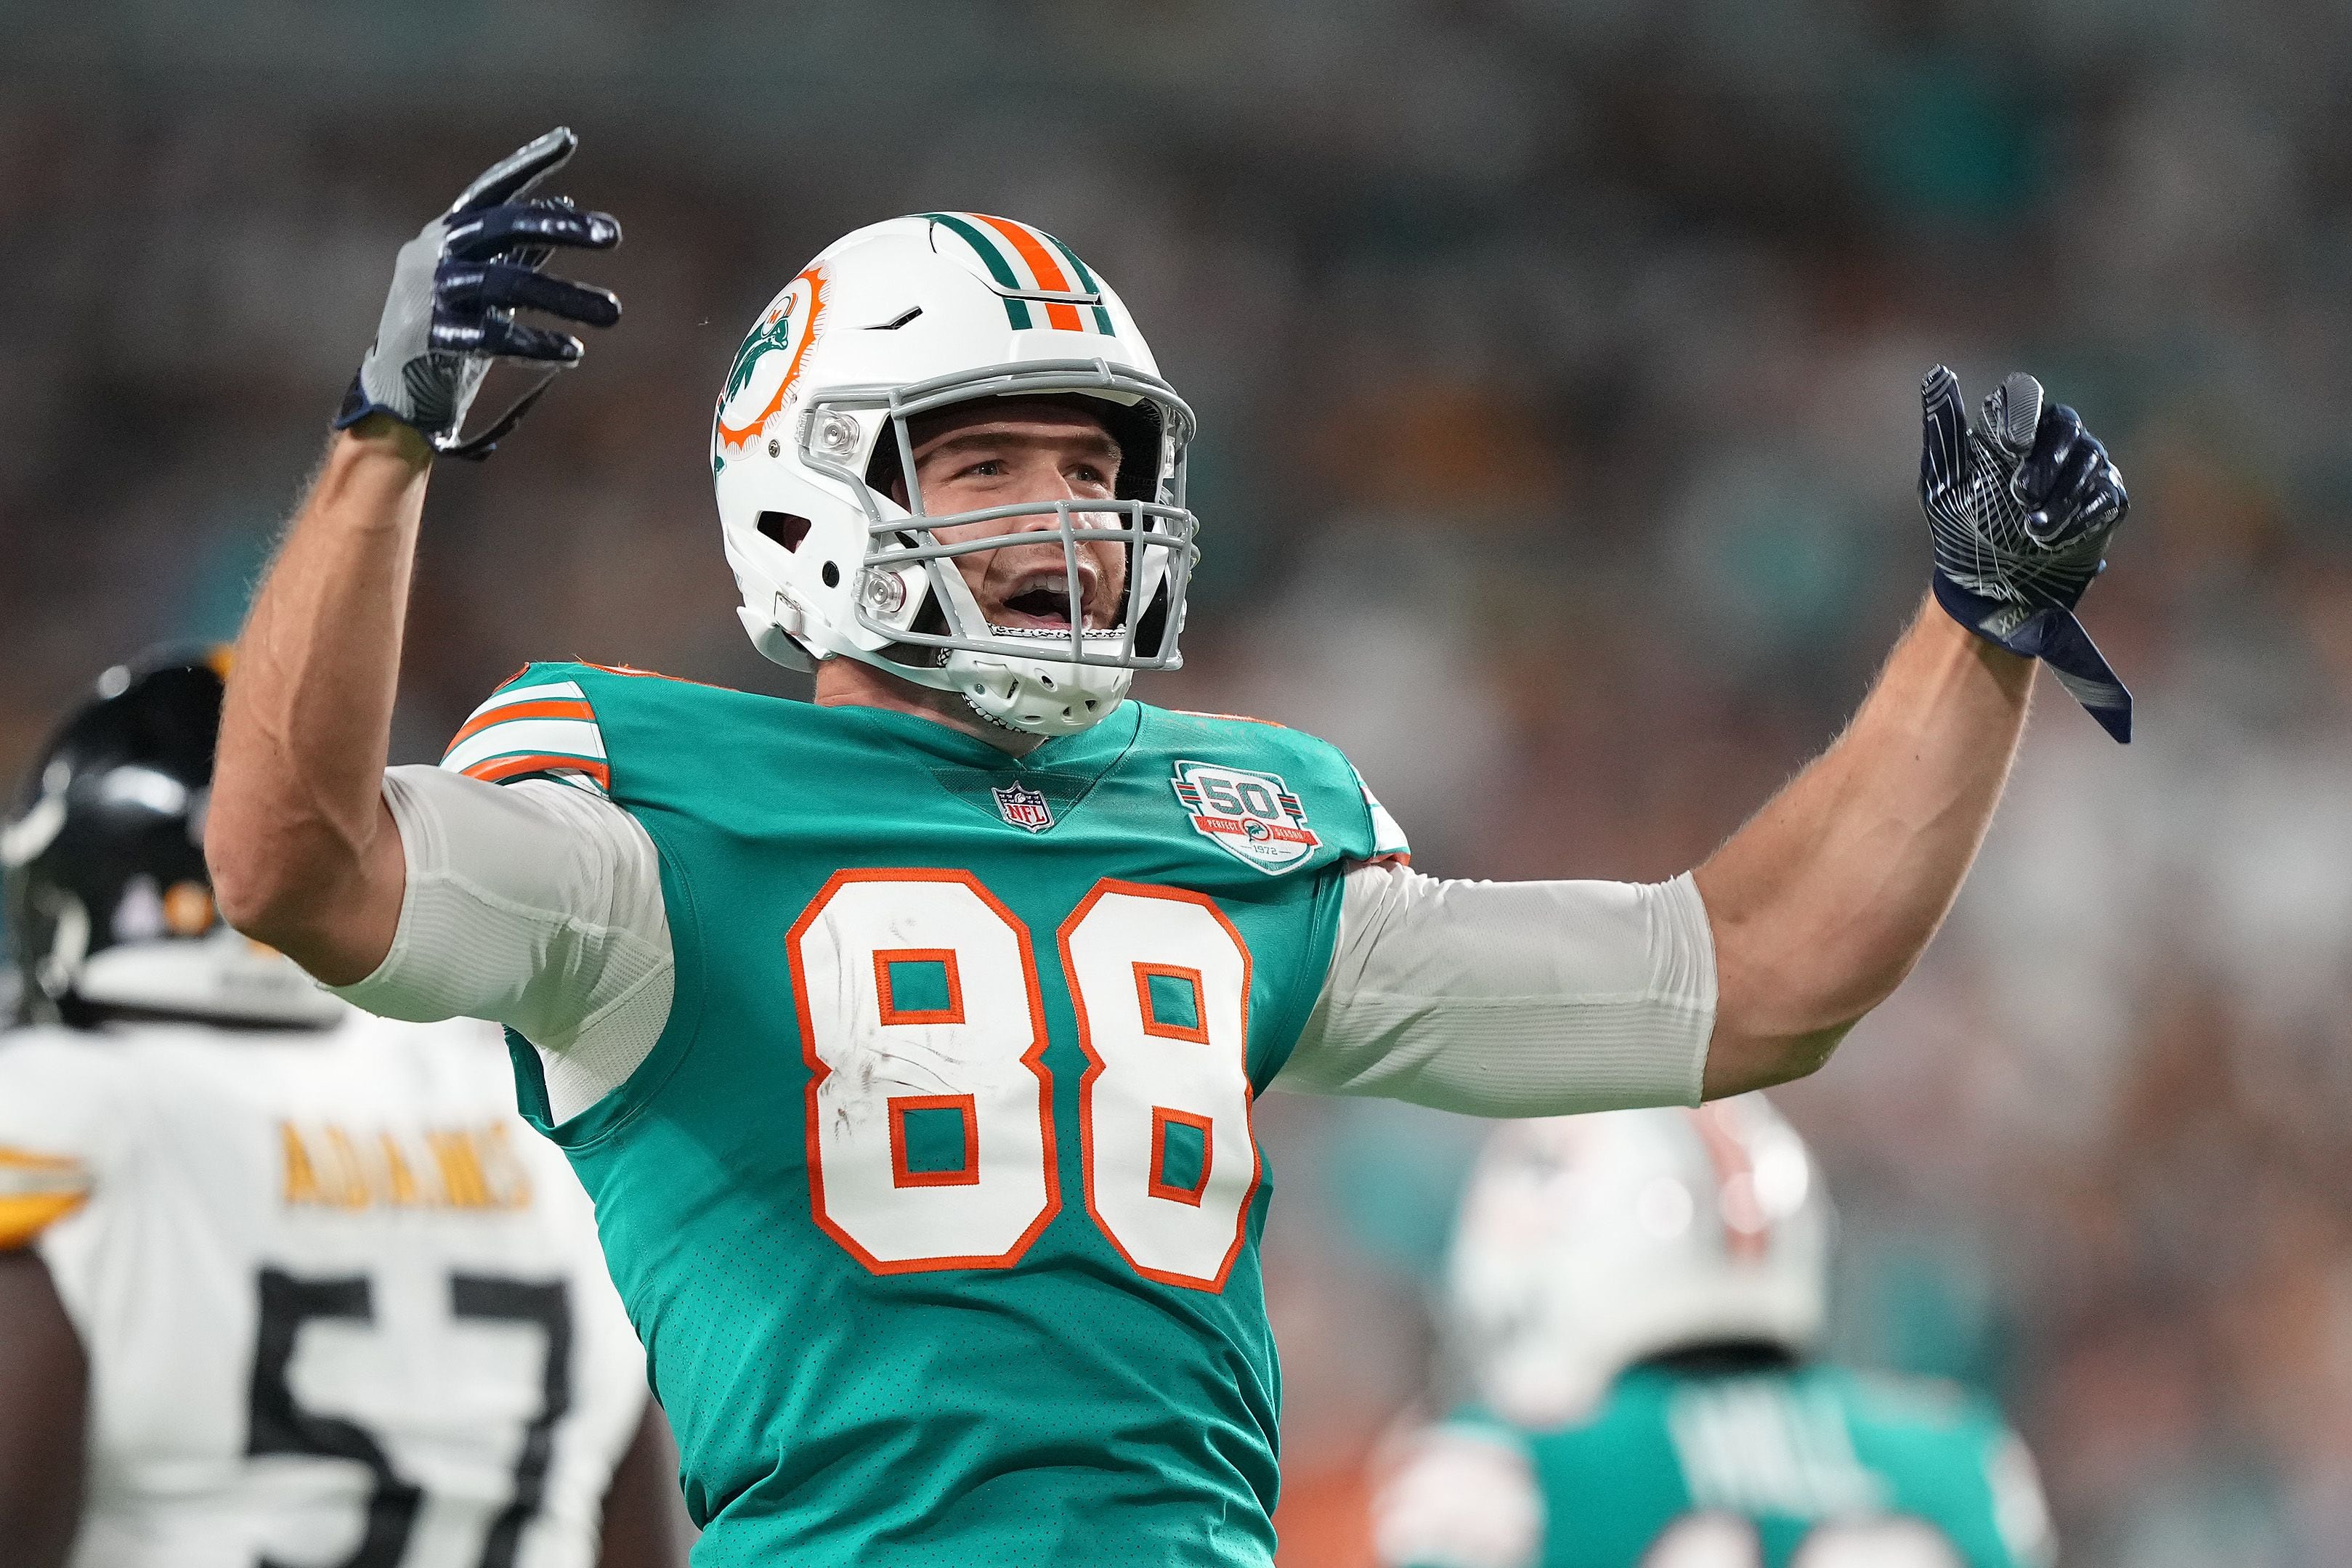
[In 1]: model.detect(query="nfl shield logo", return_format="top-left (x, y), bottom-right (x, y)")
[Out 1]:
top-left (992, 781), bottom-right (1055, 833)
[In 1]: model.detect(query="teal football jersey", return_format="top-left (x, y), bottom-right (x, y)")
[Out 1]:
top-left (447, 663), bottom-right (1407, 1567)
top-left (1381, 1365), bottom-right (2052, 1568)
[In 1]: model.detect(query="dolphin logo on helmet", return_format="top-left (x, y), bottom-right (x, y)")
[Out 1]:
top-left (710, 214), bottom-right (1199, 738)
top-left (714, 264), bottom-right (830, 467)
top-left (721, 291), bottom-right (800, 410)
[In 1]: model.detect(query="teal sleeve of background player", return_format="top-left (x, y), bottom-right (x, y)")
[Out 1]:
top-left (1839, 1371), bottom-right (2053, 1568)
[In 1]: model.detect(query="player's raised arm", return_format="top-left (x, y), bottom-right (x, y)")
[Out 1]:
top-left (208, 129), bottom-right (620, 983)
top-left (1695, 368), bottom-right (2129, 1097)
top-left (1281, 370), bottom-right (2127, 1119)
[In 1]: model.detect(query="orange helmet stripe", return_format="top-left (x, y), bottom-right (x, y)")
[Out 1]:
top-left (973, 214), bottom-right (1084, 332)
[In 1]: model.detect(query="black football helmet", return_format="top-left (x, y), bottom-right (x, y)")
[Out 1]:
top-left (2, 647), bottom-right (345, 1029)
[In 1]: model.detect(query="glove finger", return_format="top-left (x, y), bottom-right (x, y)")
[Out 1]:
top-left (1920, 365), bottom-right (1968, 496)
top-left (446, 127), bottom-right (577, 216)
top-left (503, 195), bottom-right (569, 272)
top-left (2085, 475), bottom-right (2128, 529)
top-left (2012, 404), bottom-right (2083, 505)
top-left (446, 200), bottom-right (623, 260)
top-left (2101, 452), bottom-right (2128, 521)
top-left (2061, 435), bottom-right (2109, 505)
top-left (1983, 372), bottom-right (2044, 458)
top-left (2029, 444), bottom-right (2127, 545)
top-left (431, 312), bottom-right (585, 365)
top-left (440, 261), bottom-right (621, 328)
top-left (478, 314), bottom-right (585, 363)
top-left (2064, 456), bottom-right (2128, 532)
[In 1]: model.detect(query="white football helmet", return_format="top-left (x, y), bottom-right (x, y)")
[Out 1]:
top-left (1445, 1097), bottom-right (1832, 1429)
top-left (711, 213), bottom-right (1199, 736)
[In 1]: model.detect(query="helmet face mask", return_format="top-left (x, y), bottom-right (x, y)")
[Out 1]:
top-left (712, 216), bottom-right (1201, 736)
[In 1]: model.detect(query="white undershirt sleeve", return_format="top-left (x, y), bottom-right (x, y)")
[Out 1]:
top-left (1278, 863), bottom-right (1717, 1116)
top-left (329, 765), bottom-right (675, 1122)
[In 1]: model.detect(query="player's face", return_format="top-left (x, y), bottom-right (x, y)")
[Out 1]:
top-left (904, 400), bottom-right (1129, 633)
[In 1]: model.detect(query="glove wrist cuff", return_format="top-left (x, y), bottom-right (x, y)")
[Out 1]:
top-left (333, 373), bottom-right (426, 436)
top-left (1931, 572), bottom-right (2133, 744)
top-left (1931, 572), bottom-right (2032, 649)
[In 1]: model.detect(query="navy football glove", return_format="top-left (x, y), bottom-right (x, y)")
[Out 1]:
top-left (1919, 365), bottom-right (2132, 742)
top-left (335, 127), bottom-right (621, 459)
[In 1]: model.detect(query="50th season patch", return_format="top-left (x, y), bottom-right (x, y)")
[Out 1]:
top-left (1169, 760), bottom-right (1320, 873)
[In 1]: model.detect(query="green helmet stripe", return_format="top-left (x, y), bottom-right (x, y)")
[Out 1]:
top-left (922, 212), bottom-right (1033, 330)
top-left (1042, 232), bottom-right (1116, 335)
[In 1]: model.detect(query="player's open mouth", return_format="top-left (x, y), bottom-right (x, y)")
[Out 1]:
top-left (994, 569), bottom-right (1100, 631)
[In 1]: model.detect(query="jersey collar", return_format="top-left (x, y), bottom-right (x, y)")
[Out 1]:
top-left (838, 698), bottom-right (1143, 775)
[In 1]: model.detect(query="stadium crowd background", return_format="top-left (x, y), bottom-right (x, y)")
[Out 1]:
top-left (6, 3), bottom-right (2349, 1563)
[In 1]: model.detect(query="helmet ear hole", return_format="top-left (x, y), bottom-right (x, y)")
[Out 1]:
top-left (757, 512), bottom-right (811, 553)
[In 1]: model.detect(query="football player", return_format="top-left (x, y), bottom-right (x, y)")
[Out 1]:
top-left (201, 129), bottom-right (2128, 1566)
top-left (1374, 1100), bottom-right (2053, 1568)
top-left (0, 649), bottom-right (682, 1567)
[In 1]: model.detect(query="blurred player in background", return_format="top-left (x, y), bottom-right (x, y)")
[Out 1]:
top-left (1374, 1099), bottom-right (2052, 1568)
top-left (0, 649), bottom-right (683, 1568)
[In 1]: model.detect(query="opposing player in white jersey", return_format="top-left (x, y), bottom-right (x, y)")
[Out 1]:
top-left (0, 650), bottom-right (684, 1568)
top-left (1375, 1099), bottom-right (2053, 1568)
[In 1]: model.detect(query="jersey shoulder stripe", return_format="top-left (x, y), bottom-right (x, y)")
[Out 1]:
top-left (440, 676), bottom-right (610, 795)
top-left (0, 1146), bottom-right (93, 1248)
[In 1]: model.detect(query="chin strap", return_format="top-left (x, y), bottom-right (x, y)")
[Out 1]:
top-left (940, 644), bottom-right (1026, 735)
top-left (961, 690), bottom-right (1031, 735)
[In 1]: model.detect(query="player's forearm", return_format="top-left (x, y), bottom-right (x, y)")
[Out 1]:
top-left (0, 1253), bottom-right (89, 1568)
top-left (210, 420), bottom-right (429, 982)
top-left (1694, 601), bottom-right (2032, 1095)
top-left (596, 1400), bottom-right (689, 1568)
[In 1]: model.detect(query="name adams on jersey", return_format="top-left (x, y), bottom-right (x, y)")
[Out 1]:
top-left (0, 1012), bottom-right (650, 1568)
